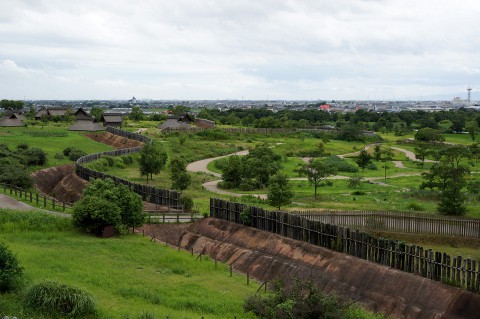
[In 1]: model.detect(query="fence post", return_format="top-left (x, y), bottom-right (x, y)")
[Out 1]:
top-left (52, 199), bottom-right (55, 210)
top-left (43, 195), bottom-right (46, 207)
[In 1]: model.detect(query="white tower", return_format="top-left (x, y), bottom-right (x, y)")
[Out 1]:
top-left (467, 86), bottom-right (472, 102)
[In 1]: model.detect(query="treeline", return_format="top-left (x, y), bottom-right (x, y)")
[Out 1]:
top-left (197, 107), bottom-right (480, 134)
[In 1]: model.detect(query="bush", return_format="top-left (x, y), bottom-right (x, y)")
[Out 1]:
top-left (239, 179), bottom-right (259, 191)
top-left (68, 149), bottom-right (87, 161)
top-left (24, 281), bottom-right (96, 317)
top-left (407, 202), bottom-right (425, 211)
top-left (0, 242), bottom-right (23, 292)
top-left (16, 143), bottom-right (29, 150)
top-left (54, 153), bottom-right (64, 160)
top-left (347, 175), bottom-right (363, 189)
top-left (63, 147), bottom-right (74, 156)
top-left (323, 156), bottom-right (358, 173)
top-left (72, 196), bottom-right (122, 233)
top-left (22, 147), bottom-right (48, 165)
top-left (180, 195), bottom-right (194, 212)
top-left (366, 162), bottom-right (377, 170)
top-left (121, 154), bottom-right (134, 165)
top-left (103, 155), bottom-right (115, 167)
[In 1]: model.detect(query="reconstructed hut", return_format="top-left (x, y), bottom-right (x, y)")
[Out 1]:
top-left (35, 107), bottom-right (72, 120)
top-left (69, 108), bottom-right (105, 131)
top-left (158, 115), bottom-right (193, 130)
top-left (0, 112), bottom-right (25, 127)
top-left (195, 118), bottom-right (215, 129)
top-left (101, 113), bottom-right (124, 127)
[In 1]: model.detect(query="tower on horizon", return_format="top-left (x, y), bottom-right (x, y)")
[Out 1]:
top-left (467, 86), bottom-right (472, 102)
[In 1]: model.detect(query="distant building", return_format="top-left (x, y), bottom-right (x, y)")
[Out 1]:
top-left (101, 113), bottom-right (124, 127)
top-left (158, 114), bottom-right (193, 130)
top-left (0, 112), bottom-right (25, 127)
top-left (35, 107), bottom-right (72, 120)
top-left (68, 108), bottom-right (105, 131)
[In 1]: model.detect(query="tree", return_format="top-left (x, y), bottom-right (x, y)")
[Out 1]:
top-left (373, 144), bottom-right (382, 161)
top-left (414, 143), bottom-right (431, 168)
top-left (380, 146), bottom-right (394, 180)
top-left (414, 128), bottom-right (445, 143)
top-left (73, 178), bottom-right (145, 233)
top-left (466, 120), bottom-right (479, 141)
top-left (355, 148), bottom-right (372, 173)
top-left (170, 157), bottom-right (191, 192)
top-left (222, 155), bottom-right (244, 188)
top-left (138, 143), bottom-right (167, 183)
top-left (90, 106), bottom-right (104, 121)
top-left (243, 144), bottom-right (281, 188)
top-left (0, 242), bottom-right (23, 292)
top-left (267, 173), bottom-right (294, 210)
top-left (296, 159), bottom-right (337, 199)
top-left (129, 106), bottom-right (144, 121)
top-left (0, 99), bottom-right (24, 111)
top-left (421, 145), bottom-right (470, 215)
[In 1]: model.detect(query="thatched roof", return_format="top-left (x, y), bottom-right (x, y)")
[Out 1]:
top-left (69, 120), bottom-right (106, 131)
top-left (101, 113), bottom-right (123, 123)
top-left (0, 113), bottom-right (25, 127)
top-left (159, 118), bottom-right (191, 130)
top-left (74, 108), bottom-right (93, 121)
top-left (48, 107), bottom-right (71, 116)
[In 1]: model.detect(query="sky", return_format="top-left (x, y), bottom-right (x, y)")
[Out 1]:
top-left (0, 0), bottom-right (479, 101)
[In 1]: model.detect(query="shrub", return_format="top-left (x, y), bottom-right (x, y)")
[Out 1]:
top-left (54, 153), bottom-right (64, 160)
top-left (24, 281), bottom-right (96, 317)
top-left (366, 162), bottom-right (377, 170)
top-left (180, 195), bottom-right (194, 212)
top-left (73, 196), bottom-right (122, 233)
top-left (63, 147), bottom-right (74, 156)
top-left (323, 156), bottom-right (358, 173)
top-left (121, 154), bottom-right (134, 165)
top-left (407, 202), bottom-right (425, 211)
top-left (22, 147), bottom-right (48, 165)
top-left (103, 155), bottom-right (115, 167)
top-left (239, 179), bottom-right (259, 191)
top-left (16, 143), bottom-right (29, 150)
top-left (0, 242), bottom-right (23, 292)
top-left (68, 149), bottom-right (87, 161)
top-left (347, 175), bottom-right (363, 189)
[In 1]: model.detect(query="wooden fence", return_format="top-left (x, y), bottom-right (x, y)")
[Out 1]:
top-left (75, 127), bottom-right (182, 210)
top-left (210, 198), bottom-right (480, 293)
top-left (1, 182), bottom-right (72, 211)
top-left (292, 210), bottom-right (480, 238)
top-left (161, 127), bottom-right (335, 135)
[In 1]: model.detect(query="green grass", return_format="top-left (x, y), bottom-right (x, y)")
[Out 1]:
top-left (0, 125), bottom-right (113, 168)
top-left (0, 209), bottom-right (385, 319)
top-left (0, 209), bottom-right (260, 318)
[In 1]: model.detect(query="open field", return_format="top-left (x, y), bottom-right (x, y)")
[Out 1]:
top-left (0, 125), bottom-right (113, 168)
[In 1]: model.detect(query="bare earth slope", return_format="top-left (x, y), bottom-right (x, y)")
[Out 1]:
top-left (85, 132), bottom-right (144, 148)
top-left (141, 219), bottom-right (480, 319)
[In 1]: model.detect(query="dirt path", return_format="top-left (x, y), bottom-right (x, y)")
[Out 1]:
top-left (187, 144), bottom-right (426, 199)
top-left (0, 194), bottom-right (70, 218)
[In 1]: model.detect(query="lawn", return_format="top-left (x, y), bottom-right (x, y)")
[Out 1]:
top-left (0, 125), bottom-right (113, 168)
top-left (0, 209), bottom-right (259, 318)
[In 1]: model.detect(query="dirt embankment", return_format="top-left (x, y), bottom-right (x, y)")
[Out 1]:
top-left (85, 132), bottom-right (144, 149)
top-left (141, 218), bottom-right (480, 319)
top-left (31, 164), bottom-right (87, 203)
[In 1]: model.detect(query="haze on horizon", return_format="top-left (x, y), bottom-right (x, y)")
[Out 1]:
top-left (0, 0), bottom-right (479, 101)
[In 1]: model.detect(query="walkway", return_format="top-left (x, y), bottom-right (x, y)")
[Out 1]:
top-left (0, 194), bottom-right (70, 218)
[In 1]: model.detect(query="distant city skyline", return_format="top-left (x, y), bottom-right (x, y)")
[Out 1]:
top-left (0, 1), bottom-right (479, 101)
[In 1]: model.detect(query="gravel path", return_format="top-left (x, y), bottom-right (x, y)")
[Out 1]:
top-left (0, 194), bottom-right (70, 218)
top-left (186, 144), bottom-right (428, 199)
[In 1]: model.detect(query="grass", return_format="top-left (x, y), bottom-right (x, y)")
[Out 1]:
top-left (0, 209), bottom-right (385, 319)
top-left (0, 209), bottom-right (260, 318)
top-left (0, 125), bottom-right (113, 168)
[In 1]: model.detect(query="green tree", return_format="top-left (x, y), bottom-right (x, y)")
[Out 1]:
top-left (296, 159), bottom-right (337, 199)
top-left (414, 143), bottom-right (431, 168)
top-left (414, 128), bottom-right (445, 143)
top-left (170, 157), bottom-right (191, 192)
top-left (381, 146), bottom-right (394, 180)
top-left (267, 173), bottom-right (294, 210)
top-left (74, 178), bottom-right (145, 232)
top-left (0, 242), bottom-right (23, 292)
top-left (138, 143), bottom-right (167, 183)
top-left (222, 155), bottom-right (244, 188)
top-left (421, 145), bottom-right (470, 215)
top-left (90, 106), bottom-right (104, 121)
top-left (355, 148), bottom-right (372, 173)
top-left (0, 99), bottom-right (24, 111)
top-left (466, 120), bottom-right (478, 141)
top-left (129, 106), bottom-right (144, 121)
top-left (373, 144), bottom-right (382, 161)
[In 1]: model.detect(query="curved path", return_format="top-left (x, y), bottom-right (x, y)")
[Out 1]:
top-left (187, 144), bottom-right (428, 199)
top-left (0, 194), bottom-right (70, 218)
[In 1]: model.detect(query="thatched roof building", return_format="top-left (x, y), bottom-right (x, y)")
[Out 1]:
top-left (101, 113), bottom-right (124, 127)
top-left (158, 114), bottom-right (193, 130)
top-left (68, 120), bottom-right (105, 131)
top-left (0, 112), bottom-right (25, 127)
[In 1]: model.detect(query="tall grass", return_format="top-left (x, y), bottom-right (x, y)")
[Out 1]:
top-left (0, 209), bottom-right (72, 233)
top-left (24, 281), bottom-right (96, 318)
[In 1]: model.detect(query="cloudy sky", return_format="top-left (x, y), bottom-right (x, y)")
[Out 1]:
top-left (0, 0), bottom-right (479, 101)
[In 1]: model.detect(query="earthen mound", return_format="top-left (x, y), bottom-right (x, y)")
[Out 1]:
top-left (32, 164), bottom-right (86, 203)
top-left (85, 132), bottom-right (144, 149)
top-left (141, 218), bottom-right (480, 319)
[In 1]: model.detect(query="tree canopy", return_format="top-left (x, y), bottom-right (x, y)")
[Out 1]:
top-left (138, 143), bottom-right (167, 183)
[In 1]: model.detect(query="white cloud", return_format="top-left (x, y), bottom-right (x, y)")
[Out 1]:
top-left (0, 0), bottom-right (479, 100)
